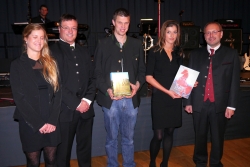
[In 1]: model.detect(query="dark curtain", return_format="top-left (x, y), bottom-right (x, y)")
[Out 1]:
top-left (1, 0), bottom-right (250, 58)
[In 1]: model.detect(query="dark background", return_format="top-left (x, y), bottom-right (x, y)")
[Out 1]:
top-left (1, 1), bottom-right (250, 165)
top-left (1, 0), bottom-right (250, 60)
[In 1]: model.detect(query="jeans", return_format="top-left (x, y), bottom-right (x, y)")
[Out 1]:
top-left (103, 98), bottom-right (138, 167)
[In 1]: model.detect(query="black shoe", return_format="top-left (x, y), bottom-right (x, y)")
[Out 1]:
top-left (160, 163), bottom-right (167, 167)
top-left (149, 161), bottom-right (156, 167)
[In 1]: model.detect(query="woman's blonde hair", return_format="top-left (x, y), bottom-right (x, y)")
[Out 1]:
top-left (155, 20), bottom-right (181, 52)
top-left (23, 23), bottom-right (59, 92)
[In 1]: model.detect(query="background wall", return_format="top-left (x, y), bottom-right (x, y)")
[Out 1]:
top-left (1, 0), bottom-right (250, 59)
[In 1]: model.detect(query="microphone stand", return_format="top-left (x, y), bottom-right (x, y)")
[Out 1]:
top-left (179, 10), bottom-right (184, 23)
top-left (157, 0), bottom-right (161, 37)
top-left (27, 0), bottom-right (31, 23)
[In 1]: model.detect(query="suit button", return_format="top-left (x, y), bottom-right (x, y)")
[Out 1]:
top-left (203, 85), bottom-right (205, 87)
top-left (118, 60), bottom-right (121, 63)
top-left (202, 94), bottom-right (204, 96)
top-left (205, 76), bottom-right (207, 78)
top-left (76, 64), bottom-right (78, 66)
top-left (117, 70), bottom-right (119, 72)
top-left (76, 71), bottom-right (79, 74)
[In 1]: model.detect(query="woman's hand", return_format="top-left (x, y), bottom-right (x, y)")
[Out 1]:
top-left (45, 124), bottom-right (56, 133)
top-left (193, 81), bottom-right (198, 87)
top-left (39, 124), bottom-right (48, 134)
top-left (39, 123), bottom-right (56, 134)
top-left (167, 90), bottom-right (182, 99)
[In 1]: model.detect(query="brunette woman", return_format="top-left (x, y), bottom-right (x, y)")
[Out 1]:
top-left (146, 20), bottom-right (183, 167)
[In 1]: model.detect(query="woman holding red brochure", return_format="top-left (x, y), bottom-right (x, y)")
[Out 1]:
top-left (146, 20), bottom-right (183, 167)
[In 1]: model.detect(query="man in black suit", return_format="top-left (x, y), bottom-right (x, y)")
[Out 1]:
top-left (31, 4), bottom-right (50, 24)
top-left (50, 14), bottom-right (95, 167)
top-left (184, 22), bottom-right (240, 167)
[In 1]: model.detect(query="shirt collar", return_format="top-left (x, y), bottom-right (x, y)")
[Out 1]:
top-left (111, 34), bottom-right (127, 48)
top-left (207, 44), bottom-right (220, 54)
top-left (60, 38), bottom-right (75, 48)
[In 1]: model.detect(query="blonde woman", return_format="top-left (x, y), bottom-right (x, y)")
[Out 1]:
top-left (10, 23), bottom-right (61, 167)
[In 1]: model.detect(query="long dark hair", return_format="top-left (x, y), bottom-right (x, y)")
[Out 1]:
top-left (155, 20), bottom-right (181, 53)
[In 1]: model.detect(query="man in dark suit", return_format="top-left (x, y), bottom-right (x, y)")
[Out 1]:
top-left (31, 4), bottom-right (50, 24)
top-left (184, 22), bottom-right (240, 167)
top-left (50, 14), bottom-right (95, 167)
top-left (94, 8), bottom-right (145, 167)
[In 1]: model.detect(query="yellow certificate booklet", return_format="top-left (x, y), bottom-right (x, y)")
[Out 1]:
top-left (110, 72), bottom-right (131, 97)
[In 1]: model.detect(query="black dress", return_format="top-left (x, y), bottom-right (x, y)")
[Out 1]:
top-left (19, 59), bottom-right (60, 152)
top-left (146, 47), bottom-right (182, 129)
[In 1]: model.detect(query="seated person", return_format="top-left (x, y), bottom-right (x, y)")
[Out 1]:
top-left (31, 4), bottom-right (50, 24)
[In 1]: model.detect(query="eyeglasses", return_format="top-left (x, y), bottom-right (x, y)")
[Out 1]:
top-left (204, 30), bottom-right (221, 36)
top-left (60, 26), bottom-right (78, 31)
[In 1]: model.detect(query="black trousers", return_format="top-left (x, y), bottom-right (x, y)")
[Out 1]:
top-left (56, 111), bottom-right (94, 167)
top-left (192, 101), bottom-right (227, 167)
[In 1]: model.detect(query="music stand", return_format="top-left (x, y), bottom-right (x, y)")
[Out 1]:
top-left (12, 22), bottom-right (46, 34)
top-left (11, 23), bottom-right (29, 34)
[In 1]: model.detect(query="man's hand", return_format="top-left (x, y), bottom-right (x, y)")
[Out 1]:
top-left (125, 82), bottom-right (140, 98)
top-left (76, 100), bottom-right (90, 113)
top-left (225, 108), bottom-right (234, 118)
top-left (185, 105), bottom-right (193, 113)
top-left (107, 88), bottom-right (123, 100)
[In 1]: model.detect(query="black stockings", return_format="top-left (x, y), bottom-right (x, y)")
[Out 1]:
top-left (25, 147), bottom-right (57, 167)
top-left (149, 128), bottom-right (175, 167)
top-left (25, 151), bottom-right (40, 167)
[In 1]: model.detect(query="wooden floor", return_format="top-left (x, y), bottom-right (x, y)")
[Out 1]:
top-left (14, 137), bottom-right (250, 167)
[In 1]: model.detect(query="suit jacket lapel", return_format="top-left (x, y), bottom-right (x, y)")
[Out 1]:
top-left (212, 46), bottom-right (225, 71)
top-left (58, 41), bottom-right (75, 62)
top-left (200, 48), bottom-right (210, 75)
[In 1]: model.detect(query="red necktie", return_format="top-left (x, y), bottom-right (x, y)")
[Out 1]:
top-left (204, 49), bottom-right (215, 102)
